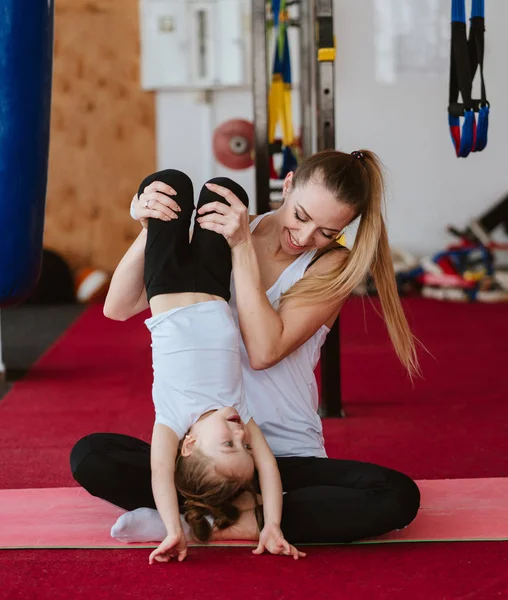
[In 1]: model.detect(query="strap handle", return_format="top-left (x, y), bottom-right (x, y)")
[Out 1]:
top-left (469, 1), bottom-right (489, 151)
top-left (448, 0), bottom-right (489, 157)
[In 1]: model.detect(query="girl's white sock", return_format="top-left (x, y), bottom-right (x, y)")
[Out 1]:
top-left (111, 507), bottom-right (184, 543)
top-left (110, 507), bottom-right (213, 543)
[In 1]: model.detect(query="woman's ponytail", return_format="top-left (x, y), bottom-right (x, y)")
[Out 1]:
top-left (279, 149), bottom-right (420, 377)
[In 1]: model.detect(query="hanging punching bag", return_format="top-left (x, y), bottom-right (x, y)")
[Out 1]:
top-left (0, 1), bottom-right (55, 307)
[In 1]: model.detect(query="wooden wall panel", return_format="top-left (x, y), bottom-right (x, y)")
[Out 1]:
top-left (44, 0), bottom-right (155, 273)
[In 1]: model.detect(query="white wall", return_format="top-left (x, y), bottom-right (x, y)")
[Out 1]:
top-left (334, 0), bottom-right (508, 255)
top-left (156, 88), bottom-right (255, 200)
top-left (155, 0), bottom-right (508, 255)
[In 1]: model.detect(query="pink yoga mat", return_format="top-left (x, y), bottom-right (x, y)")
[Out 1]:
top-left (1, 479), bottom-right (507, 549)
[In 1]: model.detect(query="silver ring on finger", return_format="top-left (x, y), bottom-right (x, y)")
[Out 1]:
top-left (144, 198), bottom-right (150, 208)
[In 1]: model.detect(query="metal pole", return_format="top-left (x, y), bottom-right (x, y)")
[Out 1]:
top-left (252, 0), bottom-right (271, 215)
top-left (299, 0), bottom-right (314, 158)
top-left (315, 0), bottom-right (335, 151)
top-left (315, 0), bottom-right (344, 418)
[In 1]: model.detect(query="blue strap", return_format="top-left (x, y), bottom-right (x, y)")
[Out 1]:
top-left (475, 104), bottom-right (489, 151)
top-left (272, 37), bottom-right (283, 75)
top-left (451, 0), bottom-right (466, 23)
top-left (282, 22), bottom-right (291, 84)
top-left (471, 0), bottom-right (484, 19)
top-left (272, 0), bottom-right (281, 27)
top-left (280, 146), bottom-right (298, 178)
top-left (459, 110), bottom-right (476, 157)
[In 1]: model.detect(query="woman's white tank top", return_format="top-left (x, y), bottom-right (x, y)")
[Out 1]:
top-left (229, 213), bottom-right (329, 458)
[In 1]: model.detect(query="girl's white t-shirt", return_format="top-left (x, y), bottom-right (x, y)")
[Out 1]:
top-left (145, 300), bottom-right (251, 439)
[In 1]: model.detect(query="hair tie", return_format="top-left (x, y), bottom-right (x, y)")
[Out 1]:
top-left (351, 150), bottom-right (366, 167)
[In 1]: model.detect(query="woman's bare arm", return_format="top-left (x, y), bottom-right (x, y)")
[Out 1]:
top-left (232, 244), bottom-right (348, 370)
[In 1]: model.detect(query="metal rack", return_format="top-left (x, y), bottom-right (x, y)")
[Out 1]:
top-left (251, 0), bottom-right (344, 417)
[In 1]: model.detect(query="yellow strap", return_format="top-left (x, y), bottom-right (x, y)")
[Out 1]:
top-left (282, 86), bottom-right (294, 146)
top-left (269, 79), bottom-right (295, 146)
top-left (268, 77), bottom-right (284, 143)
top-left (463, 270), bottom-right (485, 282)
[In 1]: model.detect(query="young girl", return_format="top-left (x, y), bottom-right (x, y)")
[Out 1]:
top-left (108, 169), bottom-right (304, 563)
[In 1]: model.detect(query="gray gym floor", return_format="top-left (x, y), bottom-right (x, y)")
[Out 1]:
top-left (0, 304), bottom-right (85, 402)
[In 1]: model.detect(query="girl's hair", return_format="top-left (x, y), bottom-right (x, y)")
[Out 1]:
top-left (280, 149), bottom-right (419, 377)
top-left (175, 448), bottom-right (261, 542)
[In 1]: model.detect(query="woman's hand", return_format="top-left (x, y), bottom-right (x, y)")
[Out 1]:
top-left (196, 182), bottom-right (251, 249)
top-left (148, 531), bottom-right (188, 564)
top-left (133, 181), bottom-right (181, 229)
top-left (252, 523), bottom-right (306, 560)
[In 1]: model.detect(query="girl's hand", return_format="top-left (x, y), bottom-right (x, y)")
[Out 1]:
top-left (252, 524), bottom-right (306, 560)
top-left (196, 182), bottom-right (251, 249)
top-left (133, 181), bottom-right (181, 229)
top-left (148, 531), bottom-right (187, 564)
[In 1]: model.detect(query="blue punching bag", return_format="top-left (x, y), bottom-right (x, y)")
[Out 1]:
top-left (0, 1), bottom-right (54, 306)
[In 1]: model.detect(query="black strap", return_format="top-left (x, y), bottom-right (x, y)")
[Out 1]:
top-left (449, 11), bottom-right (487, 118)
top-left (449, 20), bottom-right (473, 115)
top-left (305, 246), bottom-right (345, 272)
top-left (469, 16), bottom-right (487, 106)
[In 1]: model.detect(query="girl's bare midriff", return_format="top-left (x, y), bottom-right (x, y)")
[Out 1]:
top-left (150, 292), bottom-right (225, 316)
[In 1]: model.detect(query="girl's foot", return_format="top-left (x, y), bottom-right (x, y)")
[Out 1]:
top-left (111, 507), bottom-right (174, 543)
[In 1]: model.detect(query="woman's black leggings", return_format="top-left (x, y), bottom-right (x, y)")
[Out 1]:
top-left (70, 433), bottom-right (420, 544)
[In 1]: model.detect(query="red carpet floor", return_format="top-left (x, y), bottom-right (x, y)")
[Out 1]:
top-left (0, 298), bottom-right (507, 599)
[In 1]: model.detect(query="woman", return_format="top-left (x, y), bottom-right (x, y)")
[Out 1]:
top-left (70, 149), bottom-right (420, 544)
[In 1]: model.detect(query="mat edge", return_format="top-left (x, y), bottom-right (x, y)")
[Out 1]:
top-left (2, 537), bottom-right (508, 550)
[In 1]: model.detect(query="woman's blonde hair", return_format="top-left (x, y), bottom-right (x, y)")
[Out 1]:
top-left (280, 149), bottom-right (419, 377)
